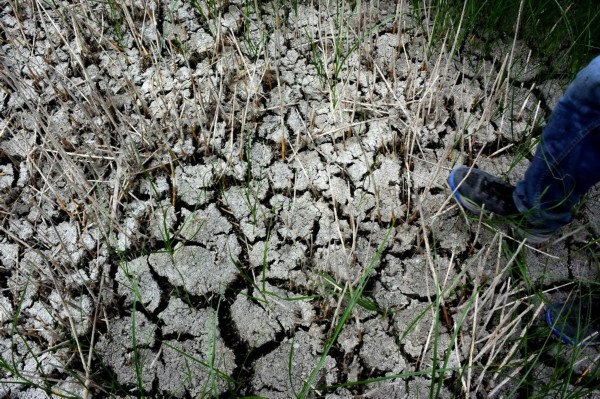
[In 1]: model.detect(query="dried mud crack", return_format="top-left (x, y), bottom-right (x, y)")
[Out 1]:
top-left (1, 0), bottom-right (600, 397)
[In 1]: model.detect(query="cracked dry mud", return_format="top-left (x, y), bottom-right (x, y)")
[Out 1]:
top-left (1, 0), bottom-right (599, 397)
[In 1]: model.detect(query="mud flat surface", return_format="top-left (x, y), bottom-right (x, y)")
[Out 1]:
top-left (1, 0), bottom-right (599, 397)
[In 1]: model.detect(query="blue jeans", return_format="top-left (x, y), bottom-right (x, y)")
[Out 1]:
top-left (514, 55), bottom-right (600, 233)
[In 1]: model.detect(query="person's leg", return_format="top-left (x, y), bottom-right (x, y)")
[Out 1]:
top-left (448, 56), bottom-right (600, 345)
top-left (449, 55), bottom-right (600, 240)
top-left (513, 55), bottom-right (600, 234)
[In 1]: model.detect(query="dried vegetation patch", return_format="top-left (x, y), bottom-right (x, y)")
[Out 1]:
top-left (0, 0), bottom-right (599, 397)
